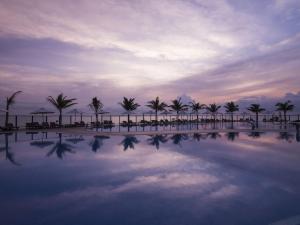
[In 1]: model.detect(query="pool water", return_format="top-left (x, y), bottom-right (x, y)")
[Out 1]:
top-left (0, 131), bottom-right (300, 225)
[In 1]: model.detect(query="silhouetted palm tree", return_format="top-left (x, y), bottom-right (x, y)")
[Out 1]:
top-left (206, 104), bottom-right (221, 121)
top-left (4, 91), bottom-right (22, 127)
top-left (47, 133), bottom-right (75, 159)
top-left (89, 135), bottom-right (110, 152)
top-left (190, 101), bottom-right (205, 122)
top-left (120, 135), bottom-right (139, 151)
top-left (275, 100), bottom-right (294, 123)
top-left (169, 98), bottom-right (188, 120)
top-left (47, 93), bottom-right (77, 126)
top-left (147, 134), bottom-right (168, 150)
top-left (146, 97), bottom-right (167, 122)
top-left (247, 104), bottom-right (265, 128)
top-left (119, 97), bottom-right (140, 127)
top-left (89, 97), bottom-right (103, 125)
top-left (224, 102), bottom-right (239, 124)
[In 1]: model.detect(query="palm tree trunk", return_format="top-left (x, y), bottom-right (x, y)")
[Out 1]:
top-left (155, 110), bottom-right (158, 131)
top-left (59, 109), bottom-right (62, 127)
top-left (127, 114), bottom-right (130, 132)
top-left (231, 113), bottom-right (234, 129)
top-left (284, 111), bottom-right (287, 123)
top-left (96, 113), bottom-right (99, 125)
top-left (256, 112), bottom-right (259, 128)
top-left (196, 113), bottom-right (199, 123)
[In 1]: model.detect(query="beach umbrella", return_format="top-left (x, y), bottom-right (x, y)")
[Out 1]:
top-left (144, 111), bottom-right (155, 120)
top-left (97, 110), bottom-right (110, 123)
top-left (160, 110), bottom-right (173, 120)
top-left (98, 110), bottom-right (109, 114)
top-left (160, 110), bottom-right (172, 115)
top-left (31, 107), bottom-right (54, 122)
top-left (67, 108), bottom-right (83, 122)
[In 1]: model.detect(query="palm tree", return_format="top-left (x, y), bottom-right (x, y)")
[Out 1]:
top-left (206, 103), bottom-right (221, 121)
top-left (189, 101), bottom-right (205, 122)
top-left (119, 97), bottom-right (140, 125)
top-left (169, 98), bottom-right (188, 120)
top-left (275, 100), bottom-right (294, 123)
top-left (224, 101), bottom-right (239, 125)
top-left (89, 97), bottom-right (103, 125)
top-left (247, 104), bottom-right (265, 128)
top-left (4, 91), bottom-right (22, 127)
top-left (146, 97), bottom-right (167, 122)
top-left (47, 93), bottom-right (77, 127)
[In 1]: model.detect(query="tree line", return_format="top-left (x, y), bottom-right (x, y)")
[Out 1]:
top-left (2, 91), bottom-right (295, 127)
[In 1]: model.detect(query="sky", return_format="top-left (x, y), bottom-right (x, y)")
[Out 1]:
top-left (0, 0), bottom-right (300, 112)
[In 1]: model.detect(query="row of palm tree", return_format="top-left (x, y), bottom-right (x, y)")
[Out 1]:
top-left (2, 91), bottom-right (296, 128)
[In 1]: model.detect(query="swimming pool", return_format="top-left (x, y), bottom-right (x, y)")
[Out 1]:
top-left (0, 131), bottom-right (300, 225)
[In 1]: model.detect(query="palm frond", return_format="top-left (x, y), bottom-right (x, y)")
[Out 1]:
top-left (7, 91), bottom-right (22, 106)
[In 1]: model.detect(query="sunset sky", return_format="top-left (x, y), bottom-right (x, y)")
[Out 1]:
top-left (0, 0), bottom-right (300, 112)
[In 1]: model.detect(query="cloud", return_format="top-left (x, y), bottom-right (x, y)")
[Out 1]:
top-left (146, 43), bottom-right (300, 103)
top-left (0, 0), bottom-right (299, 111)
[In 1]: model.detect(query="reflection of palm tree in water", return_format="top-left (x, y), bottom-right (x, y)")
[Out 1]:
top-left (226, 132), bottom-right (239, 141)
top-left (170, 134), bottom-right (188, 146)
top-left (89, 136), bottom-right (110, 152)
top-left (277, 132), bottom-right (294, 143)
top-left (207, 132), bottom-right (221, 140)
top-left (120, 136), bottom-right (139, 151)
top-left (248, 131), bottom-right (264, 139)
top-left (0, 133), bottom-right (20, 165)
top-left (47, 133), bottom-right (75, 159)
top-left (296, 124), bottom-right (300, 142)
top-left (192, 133), bottom-right (207, 141)
top-left (147, 135), bottom-right (168, 150)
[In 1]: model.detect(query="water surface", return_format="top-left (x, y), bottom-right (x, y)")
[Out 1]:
top-left (0, 131), bottom-right (300, 225)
